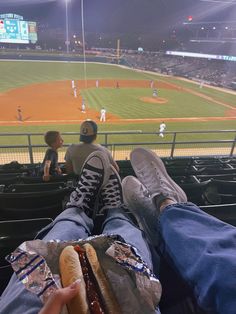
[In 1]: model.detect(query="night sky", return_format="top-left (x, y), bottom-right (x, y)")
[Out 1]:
top-left (0, 0), bottom-right (235, 35)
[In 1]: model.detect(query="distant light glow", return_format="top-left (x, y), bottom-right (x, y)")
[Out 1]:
top-left (200, 0), bottom-right (236, 3)
top-left (166, 50), bottom-right (236, 62)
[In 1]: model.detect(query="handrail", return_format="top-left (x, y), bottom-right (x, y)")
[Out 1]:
top-left (0, 130), bottom-right (234, 164)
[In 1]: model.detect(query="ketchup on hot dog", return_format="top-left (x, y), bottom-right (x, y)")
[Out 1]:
top-left (74, 245), bottom-right (106, 314)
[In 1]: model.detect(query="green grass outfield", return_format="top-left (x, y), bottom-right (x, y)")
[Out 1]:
top-left (0, 60), bottom-right (235, 145)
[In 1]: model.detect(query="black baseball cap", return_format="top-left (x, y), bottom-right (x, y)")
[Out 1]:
top-left (80, 120), bottom-right (98, 143)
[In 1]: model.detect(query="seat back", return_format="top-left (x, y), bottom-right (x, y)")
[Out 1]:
top-left (0, 218), bottom-right (52, 295)
top-left (5, 182), bottom-right (67, 193)
top-left (200, 203), bottom-right (236, 226)
top-left (0, 188), bottom-right (71, 220)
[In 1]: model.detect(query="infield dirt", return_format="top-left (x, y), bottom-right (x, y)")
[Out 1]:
top-left (0, 79), bottom-right (235, 125)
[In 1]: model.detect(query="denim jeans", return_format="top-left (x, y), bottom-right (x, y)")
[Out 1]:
top-left (159, 202), bottom-right (236, 314)
top-left (1, 203), bottom-right (236, 314)
top-left (0, 207), bottom-right (153, 314)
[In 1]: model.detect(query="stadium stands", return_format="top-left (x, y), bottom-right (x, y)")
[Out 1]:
top-left (123, 51), bottom-right (236, 90)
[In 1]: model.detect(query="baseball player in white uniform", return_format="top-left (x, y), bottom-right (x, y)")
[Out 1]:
top-left (153, 89), bottom-right (158, 97)
top-left (73, 87), bottom-right (77, 98)
top-left (100, 107), bottom-right (106, 122)
top-left (71, 80), bottom-right (75, 89)
top-left (81, 98), bottom-right (86, 113)
top-left (159, 121), bottom-right (166, 138)
top-left (96, 80), bottom-right (99, 88)
top-left (199, 80), bottom-right (204, 89)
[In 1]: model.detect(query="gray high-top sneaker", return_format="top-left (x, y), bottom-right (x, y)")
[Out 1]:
top-left (122, 175), bottom-right (160, 245)
top-left (130, 148), bottom-right (187, 209)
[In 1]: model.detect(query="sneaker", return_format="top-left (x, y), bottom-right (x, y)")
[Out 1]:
top-left (122, 175), bottom-right (159, 245)
top-left (66, 151), bottom-right (111, 216)
top-left (130, 148), bottom-right (187, 209)
top-left (99, 165), bottom-right (123, 213)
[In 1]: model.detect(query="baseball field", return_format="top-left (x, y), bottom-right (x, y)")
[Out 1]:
top-left (0, 60), bottom-right (235, 147)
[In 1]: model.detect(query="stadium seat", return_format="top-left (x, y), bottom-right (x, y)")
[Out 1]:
top-left (20, 173), bottom-right (76, 184)
top-left (0, 174), bottom-right (21, 186)
top-left (211, 179), bottom-right (236, 194)
top-left (117, 160), bottom-right (135, 178)
top-left (180, 180), bottom-right (221, 206)
top-left (0, 188), bottom-right (71, 220)
top-left (192, 173), bottom-right (236, 183)
top-left (200, 203), bottom-right (236, 226)
top-left (163, 157), bottom-right (194, 166)
top-left (0, 218), bottom-right (52, 296)
top-left (5, 181), bottom-right (68, 193)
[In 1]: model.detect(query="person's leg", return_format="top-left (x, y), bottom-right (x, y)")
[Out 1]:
top-left (102, 208), bottom-right (154, 270)
top-left (99, 164), bottom-right (154, 270)
top-left (0, 207), bottom-right (93, 314)
top-left (124, 147), bottom-right (236, 314)
top-left (0, 151), bottom-right (110, 314)
top-left (159, 202), bottom-right (236, 314)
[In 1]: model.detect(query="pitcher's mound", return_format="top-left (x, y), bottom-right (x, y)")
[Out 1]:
top-left (140, 97), bottom-right (168, 104)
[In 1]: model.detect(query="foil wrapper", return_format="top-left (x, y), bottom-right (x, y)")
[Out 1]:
top-left (6, 234), bottom-right (162, 314)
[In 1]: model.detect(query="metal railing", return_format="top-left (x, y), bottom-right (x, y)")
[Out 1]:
top-left (0, 130), bottom-right (235, 164)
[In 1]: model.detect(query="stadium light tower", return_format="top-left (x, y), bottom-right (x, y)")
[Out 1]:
top-left (65, 0), bottom-right (70, 54)
top-left (81, 0), bottom-right (87, 87)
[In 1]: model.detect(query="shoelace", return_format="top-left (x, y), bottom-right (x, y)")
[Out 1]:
top-left (69, 168), bottom-right (102, 209)
top-left (101, 174), bottom-right (122, 207)
top-left (136, 161), bottom-right (177, 198)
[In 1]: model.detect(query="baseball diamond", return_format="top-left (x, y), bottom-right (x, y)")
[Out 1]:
top-left (0, 62), bottom-right (235, 133)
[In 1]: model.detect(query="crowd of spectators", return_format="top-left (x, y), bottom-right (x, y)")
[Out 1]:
top-left (123, 51), bottom-right (236, 90)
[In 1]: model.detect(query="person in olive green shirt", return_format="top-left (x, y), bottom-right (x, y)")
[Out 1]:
top-left (65, 120), bottom-right (119, 175)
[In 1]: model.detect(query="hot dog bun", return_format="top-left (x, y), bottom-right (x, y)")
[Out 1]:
top-left (83, 243), bottom-right (120, 314)
top-left (59, 245), bottom-right (89, 314)
top-left (59, 243), bottom-right (121, 314)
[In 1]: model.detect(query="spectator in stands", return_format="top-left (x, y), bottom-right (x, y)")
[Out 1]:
top-left (1, 149), bottom-right (236, 314)
top-left (65, 119), bottom-right (119, 175)
top-left (41, 131), bottom-right (63, 181)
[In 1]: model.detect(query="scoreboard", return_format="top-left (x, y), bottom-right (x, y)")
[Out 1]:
top-left (0, 13), bottom-right (37, 44)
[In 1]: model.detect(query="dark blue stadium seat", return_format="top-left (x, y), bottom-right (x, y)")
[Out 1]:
top-left (200, 203), bottom-right (236, 226)
top-left (0, 218), bottom-right (52, 296)
top-left (5, 181), bottom-right (68, 193)
top-left (0, 188), bottom-right (71, 220)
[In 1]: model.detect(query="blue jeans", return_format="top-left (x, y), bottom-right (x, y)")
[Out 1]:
top-left (159, 202), bottom-right (236, 314)
top-left (0, 207), bottom-right (152, 314)
top-left (1, 203), bottom-right (236, 314)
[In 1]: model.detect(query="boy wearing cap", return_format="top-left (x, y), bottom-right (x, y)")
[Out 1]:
top-left (65, 120), bottom-right (119, 175)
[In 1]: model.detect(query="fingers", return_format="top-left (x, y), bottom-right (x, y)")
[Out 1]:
top-left (59, 279), bottom-right (81, 303)
top-left (38, 280), bottom-right (81, 314)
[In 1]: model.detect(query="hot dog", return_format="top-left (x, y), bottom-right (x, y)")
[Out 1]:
top-left (59, 243), bottom-right (121, 314)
